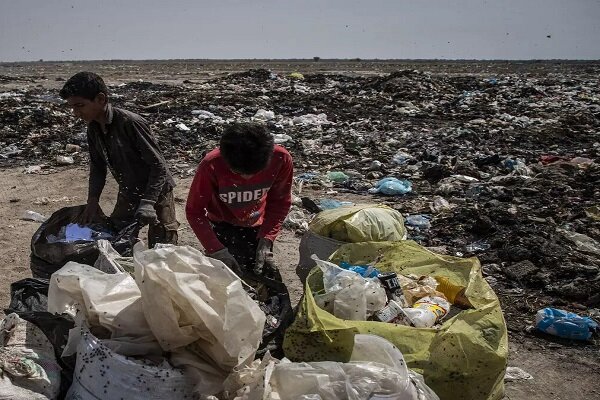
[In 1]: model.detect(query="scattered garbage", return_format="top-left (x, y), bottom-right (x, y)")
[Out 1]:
top-left (405, 214), bottom-right (432, 230)
top-left (253, 109), bottom-right (275, 120)
top-left (55, 155), bottom-right (74, 165)
top-left (535, 308), bottom-right (598, 341)
top-left (504, 366), bottom-right (533, 382)
top-left (326, 171), bottom-right (349, 183)
top-left (21, 210), bottom-right (47, 223)
top-left (64, 144), bottom-right (80, 153)
top-left (368, 177), bottom-right (412, 195)
top-left (175, 122), bottom-right (190, 131)
top-left (318, 198), bottom-right (354, 210)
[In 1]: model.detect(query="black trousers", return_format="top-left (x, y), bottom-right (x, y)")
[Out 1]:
top-left (211, 221), bottom-right (261, 272)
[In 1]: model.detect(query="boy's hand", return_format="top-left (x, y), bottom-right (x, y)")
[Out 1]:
top-left (78, 198), bottom-right (101, 225)
top-left (208, 248), bottom-right (242, 275)
top-left (135, 199), bottom-right (159, 226)
top-left (254, 238), bottom-right (274, 275)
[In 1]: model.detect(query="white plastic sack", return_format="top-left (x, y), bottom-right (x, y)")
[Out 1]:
top-left (223, 334), bottom-right (439, 400)
top-left (312, 256), bottom-right (387, 321)
top-left (133, 244), bottom-right (266, 371)
top-left (66, 328), bottom-right (196, 400)
top-left (0, 314), bottom-right (61, 400)
top-left (48, 262), bottom-right (158, 356)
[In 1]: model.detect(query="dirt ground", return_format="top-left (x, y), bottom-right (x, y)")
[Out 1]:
top-left (1, 60), bottom-right (599, 399)
top-left (1, 166), bottom-right (598, 400)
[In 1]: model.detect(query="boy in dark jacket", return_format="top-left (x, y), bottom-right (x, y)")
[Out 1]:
top-left (60, 71), bottom-right (179, 247)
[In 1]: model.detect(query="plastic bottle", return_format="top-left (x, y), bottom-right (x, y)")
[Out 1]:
top-left (404, 296), bottom-right (451, 328)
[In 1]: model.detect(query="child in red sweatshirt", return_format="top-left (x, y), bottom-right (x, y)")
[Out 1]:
top-left (186, 123), bottom-right (293, 275)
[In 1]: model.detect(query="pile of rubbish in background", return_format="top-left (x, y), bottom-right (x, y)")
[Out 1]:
top-left (2, 66), bottom-right (598, 323)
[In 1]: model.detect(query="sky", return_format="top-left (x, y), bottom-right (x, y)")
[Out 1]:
top-left (0, 0), bottom-right (599, 62)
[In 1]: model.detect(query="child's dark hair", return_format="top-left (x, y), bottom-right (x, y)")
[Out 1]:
top-left (220, 123), bottom-right (274, 175)
top-left (59, 72), bottom-right (108, 100)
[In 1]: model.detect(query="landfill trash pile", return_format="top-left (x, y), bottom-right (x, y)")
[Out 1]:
top-left (1, 62), bottom-right (600, 396)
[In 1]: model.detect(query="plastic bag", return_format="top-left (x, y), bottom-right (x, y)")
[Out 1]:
top-left (66, 328), bottom-right (196, 400)
top-left (285, 240), bottom-right (508, 400)
top-left (312, 256), bottom-right (386, 321)
top-left (309, 204), bottom-right (407, 243)
top-left (368, 177), bottom-right (413, 195)
top-left (0, 314), bottom-right (61, 400)
top-left (6, 278), bottom-right (50, 313)
top-left (4, 278), bottom-right (75, 399)
top-left (133, 244), bottom-right (266, 372)
top-left (535, 308), bottom-right (598, 340)
top-left (224, 334), bottom-right (439, 400)
top-left (47, 262), bottom-right (159, 357)
top-left (30, 205), bottom-right (138, 279)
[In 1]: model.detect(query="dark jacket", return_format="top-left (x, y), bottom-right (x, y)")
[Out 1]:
top-left (87, 104), bottom-right (175, 202)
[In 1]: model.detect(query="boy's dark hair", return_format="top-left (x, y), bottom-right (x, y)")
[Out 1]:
top-left (220, 123), bottom-right (274, 174)
top-left (59, 72), bottom-right (108, 100)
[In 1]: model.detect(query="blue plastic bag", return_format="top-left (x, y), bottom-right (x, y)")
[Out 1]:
top-left (535, 308), bottom-right (598, 341)
top-left (338, 261), bottom-right (380, 278)
top-left (368, 177), bottom-right (412, 195)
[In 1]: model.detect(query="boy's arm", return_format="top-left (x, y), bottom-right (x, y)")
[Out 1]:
top-left (185, 161), bottom-right (225, 253)
top-left (128, 119), bottom-right (169, 202)
top-left (258, 151), bottom-right (293, 241)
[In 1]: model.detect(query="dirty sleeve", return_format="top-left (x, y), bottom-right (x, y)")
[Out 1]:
top-left (258, 150), bottom-right (293, 241)
top-left (127, 119), bottom-right (169, 202)
top-left (185, 160), bottom-right (224, 253)
top-left (87, 129), bottom-right (107, 200)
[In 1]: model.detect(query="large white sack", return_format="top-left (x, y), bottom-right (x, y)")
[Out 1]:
top-left (47, 261), bottom-right (159, 356)
top-left (133, 244), bottom-right (266, 371)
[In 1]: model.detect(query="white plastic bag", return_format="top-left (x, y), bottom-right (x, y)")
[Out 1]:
top-left (0, 314), bottom-right (61, 400)
top-left (48, 261), bottom-right (159, 356)
top-left (312, 255), bottom-right (387, 321)
top-left (223, 334), bottom-right (439, 400)
top-left (133, 244), bottom-right (266, 371)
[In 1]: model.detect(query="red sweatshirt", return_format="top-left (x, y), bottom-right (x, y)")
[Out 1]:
top-left (186, 145), bottom-right (293, 253)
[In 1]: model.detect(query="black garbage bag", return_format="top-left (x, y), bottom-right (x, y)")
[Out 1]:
top-left (4, 278), bottom-right (75, 400)
top-left (30, 205), bottom-right (138, 278)
top-left (243, 270), bottom-right (294, 359)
